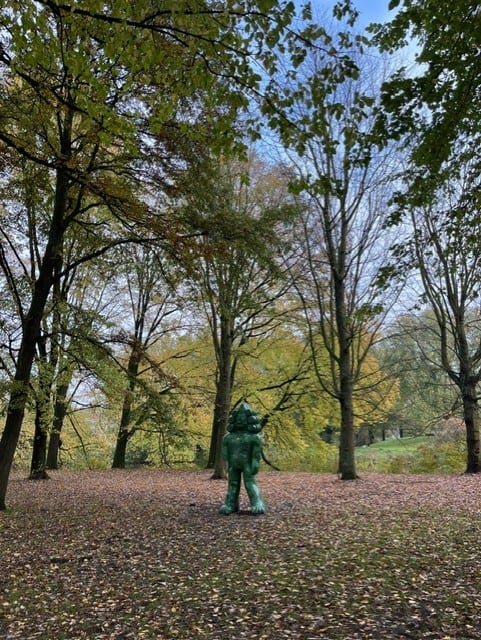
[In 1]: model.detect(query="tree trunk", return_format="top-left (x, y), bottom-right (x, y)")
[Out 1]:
top-left (30, 400), bottom-right (50, 480)
top-left (0, 167), bottom-right (68, 510)
top-left (334, 265), bottom-right (357, 480)
top-left (112, 394), bottom-right (133, 469)
top-left (209, 385), bottom-right (230, 479)
top-left (30, 334), bottom-right (54, 479)
top-left (112, 426), bottom-right (130, 469)
top-left (46, 381), bottom-right (70, 470)
top-left (112, 342), bottom-right (141, 469)
top-left (210, 317), bottom-right (233, 479)
top-left (45, 265), bottom-right (71, 471)
top-left (462, 382), bottom-right (481, 473)
top-left (206, 390), bottom-right (223, 468)
top-left (338, 376), bottom-right (356, 480)
top-left (0, 308), bottom-right (51, 507)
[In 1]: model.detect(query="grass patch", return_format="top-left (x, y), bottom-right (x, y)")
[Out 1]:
top-left (358, 435), bottom-right (432, 456)
top-left (356, 435), bottom-right (466, 474)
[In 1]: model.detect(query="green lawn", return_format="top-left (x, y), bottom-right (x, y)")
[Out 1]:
top-left (357, 435), bottom-right (432, 458)
top-left (355, 435), bottom-right (452, 473)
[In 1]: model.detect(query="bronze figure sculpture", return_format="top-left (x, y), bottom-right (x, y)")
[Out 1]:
top-left (219, 402), bottom-right (265, 515)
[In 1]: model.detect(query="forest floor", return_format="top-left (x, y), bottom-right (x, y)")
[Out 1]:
top-left (1, 469), bottom-right (481, 640)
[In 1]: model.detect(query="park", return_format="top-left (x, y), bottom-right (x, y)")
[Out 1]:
top-left (1, 1), bottom-right (480, 638)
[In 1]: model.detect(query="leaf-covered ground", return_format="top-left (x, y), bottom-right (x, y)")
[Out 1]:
top-left (1, 470), bottom-right (481, 640)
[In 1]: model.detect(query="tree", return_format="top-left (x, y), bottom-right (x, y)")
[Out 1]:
top-left (0, 6), bottom-right (144, 507)
top-left (178, 153), bottom-right (297, 478)
top-left (388, 160), bottom-right (481, 472)
top-left (44, 252), bottom-right (127, 471)
top-left (234, 326), bottom-right (337, 461)
top-left (369, 1), bottom-right (481, 471)
top-left (0, 150), bottom-right (148, 480)
top-left (278, 36), bottom-right (398, 479)
top-left (376, 312), bottom-right (459, 438)
top-left (372, 0), bottom-right (481, 208)
top-left (370, 5), bottom-right (481, 238)
top-left (111, 243), bottom-right (182, 468)
top-left (0, 158), bottom-right (53, 478)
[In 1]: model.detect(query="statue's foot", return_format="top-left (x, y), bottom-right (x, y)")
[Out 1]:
top-left (251, 503), bottom-right (265, 515)
top-left (219, 504), bottom-right (234, 515)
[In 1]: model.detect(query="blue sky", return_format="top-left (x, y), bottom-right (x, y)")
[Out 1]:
top-left (353, 0), bottom-right (394, 26)
top-left (312, 0), bottom-right (395, 27)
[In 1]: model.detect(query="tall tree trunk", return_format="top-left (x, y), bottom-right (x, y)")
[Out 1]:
top-left (0, 168), bottom-right (68, 510)
top-left (462, 381), bottom-right (481, 473)
top-left (46, 380), bottom-right (70, 470)
top-left (209, 383), bottom-right (230, 478)
top-left (338, 375), bottom-right (356, 479)
top-left (454, 329), bottom-right (481, 473)
top-left (45, 264), bottom-right (70, 471)
top-left (334, 263), bottom-right (357, 480)
top-left (0, 286), bottom-right (55, 505)
top-left (30, 334), bottom-right (54, 479)
top-left (206, 386), bottom-right (223, 468)
top-left (112, 393), bottom-right (134, 469)
top-left (30, 399), bottom-right (50, 480)
top-left (112, 342), bottom-right (141, 469)
top-left (210, 318), bottom-right (233, 479)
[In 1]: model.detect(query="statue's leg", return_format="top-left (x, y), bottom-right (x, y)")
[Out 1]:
top-left (219, 468), bottom-right (241, 515)
top-left (243, 470), bottom-right (265, 514)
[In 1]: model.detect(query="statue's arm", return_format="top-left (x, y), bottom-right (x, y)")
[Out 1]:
top-left (250, 436), bottom-right (262, 475)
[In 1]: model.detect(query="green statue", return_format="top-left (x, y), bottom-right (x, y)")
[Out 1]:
top-left (219, 402), bottom-right (265, 515)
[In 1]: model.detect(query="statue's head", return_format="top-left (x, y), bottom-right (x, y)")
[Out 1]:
top-left (227, 401), bottom-right (262, 434)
